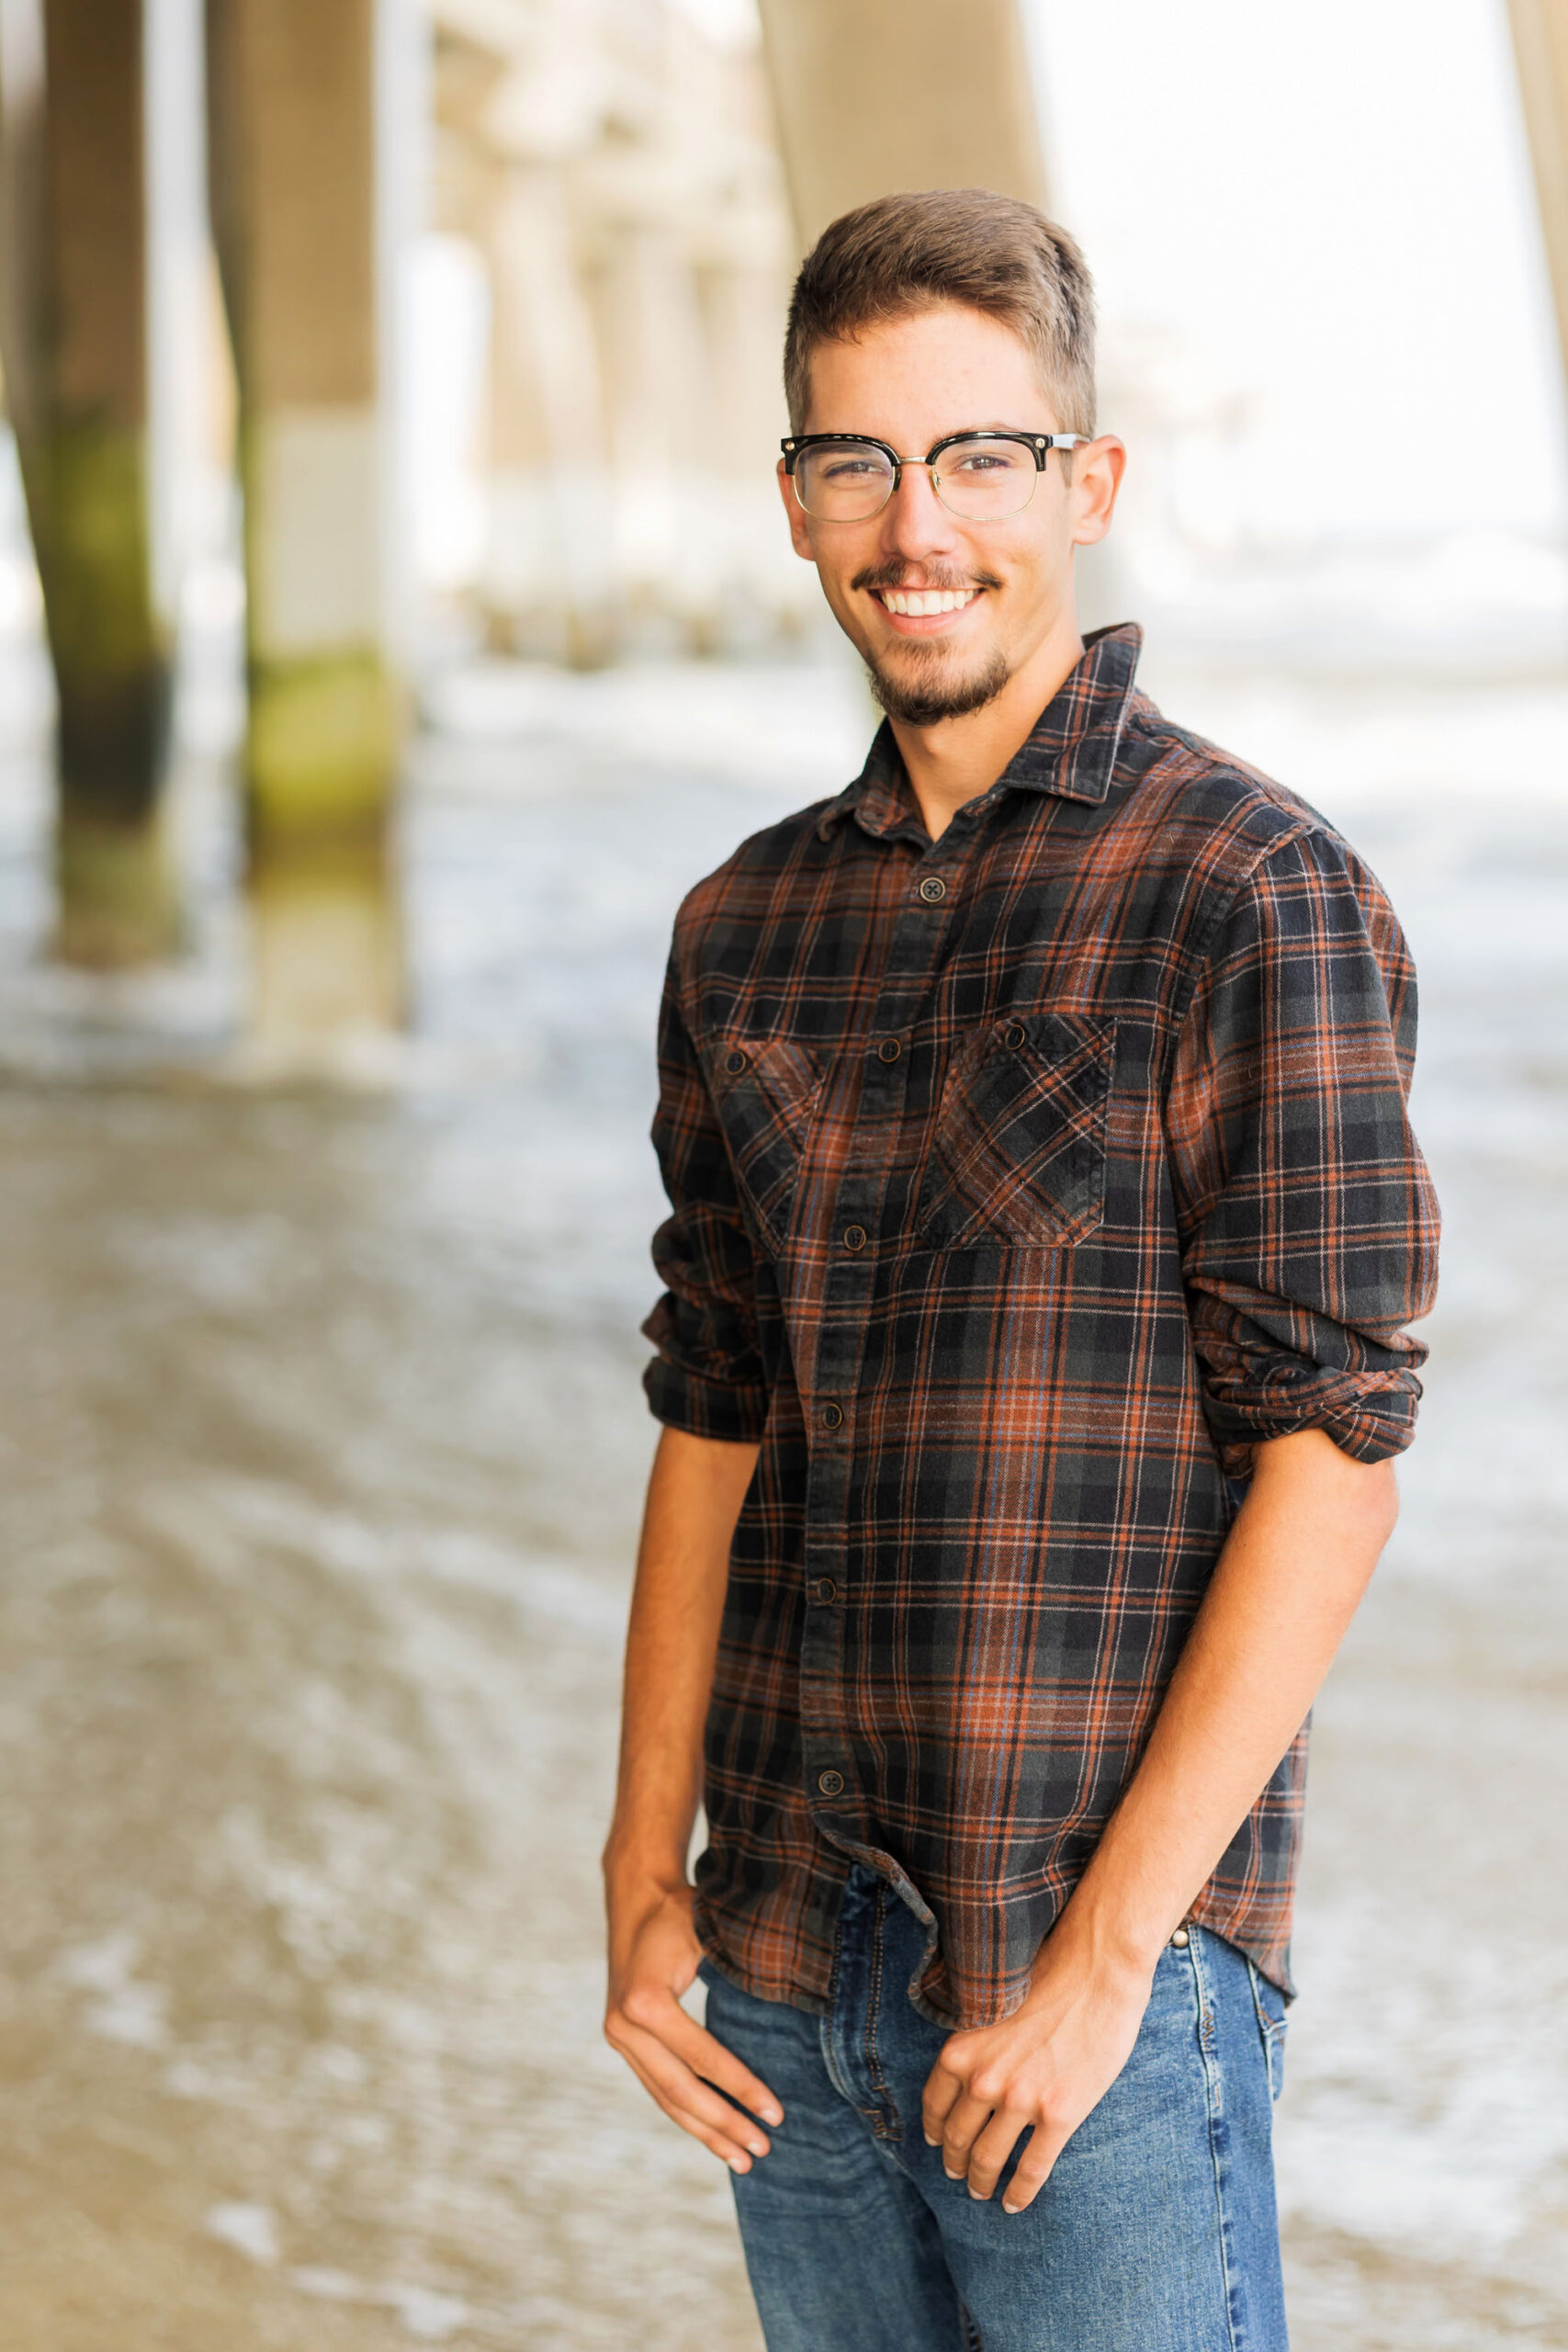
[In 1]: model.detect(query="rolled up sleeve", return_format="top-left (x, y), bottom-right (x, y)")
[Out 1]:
top-left (641, 957), bottom-right (771, 1442)
top-left (1165, 825), bottom-right (1440, 1472)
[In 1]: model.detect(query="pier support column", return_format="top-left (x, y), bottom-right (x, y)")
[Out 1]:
top-left (0, 0), bottom-right (176, 965)
top-left (755, 0), bottom-right (1046, 250)
top-left (206, 0), bottom-right (403, 1052)
top-left (483, 163), bottom-right (614, 666)
top-left (1507, 0), bottom-right (1568, 399)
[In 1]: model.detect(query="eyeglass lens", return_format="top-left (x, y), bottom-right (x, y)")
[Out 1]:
top-left (794, 436), bottom-right (1039, 523)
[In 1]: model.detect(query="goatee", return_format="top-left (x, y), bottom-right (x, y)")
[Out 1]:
top-left (866, 646), bottom-right (1012, 729)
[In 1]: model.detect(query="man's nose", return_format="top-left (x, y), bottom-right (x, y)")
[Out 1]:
top-left (877, 462), bottom-right (959, 559)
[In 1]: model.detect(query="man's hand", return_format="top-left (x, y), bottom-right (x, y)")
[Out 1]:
top-left (603, 1430), bottom-right (771, 2171)
top-left (921, 1925), bottom-right (1154, 2214)
top-left (604, 1874), bottom-right (784, 2174)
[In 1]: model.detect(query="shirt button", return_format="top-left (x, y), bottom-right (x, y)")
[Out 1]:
top-left (1004, 1023), bottom-right (1027, 1050)
top-left (1169, 1926), bottom-right (1190, 1949)
top-left (819, 1401), bottom-right (844, 1430)
top-left (876, 1036), bottom-right (902, 1063)
top-left (918, 875), bottom-right (947, 904)
top-left (813, 1577), bottom-right (838, 1604)
top-left (725, 1048), bottom-right (749, 1074)
top-left (841, 1225), bottom-right (867, 1252)
top-left (817, 1770), bottom-right (845, 1797)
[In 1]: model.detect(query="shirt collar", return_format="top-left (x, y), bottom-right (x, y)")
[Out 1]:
top-left (817, 621), bottom-right (1145, 843)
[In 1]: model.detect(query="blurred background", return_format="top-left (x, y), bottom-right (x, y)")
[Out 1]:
top-left (0, 1), bottom-right (1564, 2345)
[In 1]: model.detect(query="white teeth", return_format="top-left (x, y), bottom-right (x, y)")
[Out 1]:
top-left (881, 588), bottom-right (977, 616)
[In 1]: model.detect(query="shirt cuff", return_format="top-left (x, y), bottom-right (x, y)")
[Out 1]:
top-left (643, 1353), bottom-right (771, 1444)
top-left (1203, 1365), bottom-right (1423, 1473)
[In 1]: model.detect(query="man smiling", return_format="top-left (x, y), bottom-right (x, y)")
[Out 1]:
top-left (604, 190), bottom-right (1438, 2351)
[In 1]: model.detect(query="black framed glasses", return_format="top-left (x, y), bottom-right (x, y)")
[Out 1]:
top-left (780, 428), bottom-right (1089, 523)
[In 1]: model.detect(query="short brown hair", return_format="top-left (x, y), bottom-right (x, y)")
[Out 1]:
top-left (783, 188), bottom-right (1096, 438)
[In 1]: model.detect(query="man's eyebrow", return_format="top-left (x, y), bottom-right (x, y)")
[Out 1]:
top-left (933, 421), bottom-right (1047, 437)
top-left (801, 420), bottom-right (1047, 445)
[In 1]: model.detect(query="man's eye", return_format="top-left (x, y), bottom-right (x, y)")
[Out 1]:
top-left (951, 450), bottom-right (1014, 474)
top-left (822, 458), bottom-right (882, 481)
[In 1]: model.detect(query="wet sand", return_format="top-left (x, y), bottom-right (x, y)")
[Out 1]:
top-left (0, 657), bottom-right (1564, 2346)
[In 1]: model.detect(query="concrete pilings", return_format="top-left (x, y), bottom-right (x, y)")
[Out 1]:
top-left (1507, 0), bottom-right (1568, 402)
top-left (0, 0), bottom-right (177, 965)
top-left (206, 0), bottom-right (404, 1049)
top-left (755, 0), bottom-right (1048, 249)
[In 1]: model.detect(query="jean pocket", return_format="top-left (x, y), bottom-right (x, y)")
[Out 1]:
top-left (918, 1012), bottom-right (1115, 1250)
top-left (1247, 1960), bottom-right (1288, 2102)
top-left (708, 1033), bottom-right (823, 1251)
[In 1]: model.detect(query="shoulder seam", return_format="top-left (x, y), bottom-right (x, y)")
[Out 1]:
top-left (1167, 816), bottom-right (1330, 1055)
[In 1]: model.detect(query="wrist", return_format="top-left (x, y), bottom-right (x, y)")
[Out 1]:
top-left (601, 1830), bottom-right (691, 1899)
top-left (1034, 1883), bottom-right (1171, 1990)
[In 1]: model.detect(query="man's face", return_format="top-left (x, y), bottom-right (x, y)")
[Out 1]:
top-left (777, 304), bottom-right (1118, 728)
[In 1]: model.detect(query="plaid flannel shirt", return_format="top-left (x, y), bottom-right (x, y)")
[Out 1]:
top-left (643, 624), bottom-right (1438, 2024)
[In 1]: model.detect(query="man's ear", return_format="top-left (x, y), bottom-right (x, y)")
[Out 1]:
top-left (1069, 435), bottom-right (1126, 549)
top-left (777, 458), bottom-right (818, 561)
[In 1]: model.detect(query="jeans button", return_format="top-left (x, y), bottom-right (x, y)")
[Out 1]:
top-left (1170, 1926), bottom-right (1190, 1948)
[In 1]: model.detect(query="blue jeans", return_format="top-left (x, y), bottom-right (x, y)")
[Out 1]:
top-left (702, 1866), bottom-right (1289, 2352)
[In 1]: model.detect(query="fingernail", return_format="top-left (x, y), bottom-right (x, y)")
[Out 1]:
top-left (728, 2155), bottom-right (750, 2174)
top-left (747, 2139), bottom-right (768, 2157)
top-left (944, 2168), bottom-right (964, 2182)
top-left (761, 2107), bottom-right (784, 2127)
top-left (1002, 2202), bottom-right (1020, 2217)
top-left (923, 2133), bottom-right (939, 2147)
top-left (968, 2188), bottom-right (987, 2202)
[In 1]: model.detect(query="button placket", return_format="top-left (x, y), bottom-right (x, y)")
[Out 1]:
top-left (799, 847), bottom-right (962, 1823)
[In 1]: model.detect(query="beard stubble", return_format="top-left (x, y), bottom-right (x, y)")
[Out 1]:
top-left (853, 561), bottom-right (1011, 729)
top-left (865, 639), bottom-right (1012, 729)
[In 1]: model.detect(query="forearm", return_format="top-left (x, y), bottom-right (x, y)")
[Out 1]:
top-left (604, 1425), bottom-right (759, 1896)
top-left (601, 1425), bottom-right (782, 2170)
top-left (1056, 1426), bottom-right (1400, 1975)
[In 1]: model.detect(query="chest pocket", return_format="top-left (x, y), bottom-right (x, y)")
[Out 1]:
top-left (918, 1012), bottom-right (1115, 1250)
top-left (707, 1035), bottom-right (823, 1251)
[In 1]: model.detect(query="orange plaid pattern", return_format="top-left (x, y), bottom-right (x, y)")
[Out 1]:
top-left (643, 626), bottom-right (1438, 2025)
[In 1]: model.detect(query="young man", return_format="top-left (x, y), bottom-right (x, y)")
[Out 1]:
top-left (604, 190), bottom-right (1438, 2352)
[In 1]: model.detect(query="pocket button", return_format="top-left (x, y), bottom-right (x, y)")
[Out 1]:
top-left (725, 1048), bottom-right (749, 1075)
top-left (1003, 1023), bottom-right (1026, 1050)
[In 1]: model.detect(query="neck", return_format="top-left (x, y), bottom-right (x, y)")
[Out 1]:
top-left (887, 605), bottom-right (1086, 841)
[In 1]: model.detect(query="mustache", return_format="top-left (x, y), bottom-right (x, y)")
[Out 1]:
top-left (850, 561), bottom-right (1002, 594)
